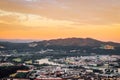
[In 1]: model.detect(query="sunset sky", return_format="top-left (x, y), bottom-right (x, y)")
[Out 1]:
top-left (0, 0), bottom-right (120, 42)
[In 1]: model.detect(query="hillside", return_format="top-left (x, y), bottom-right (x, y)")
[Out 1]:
top-left (0, 38), bottom-right (120, 52)
top-left (33, 38), bottom-right (120, 47)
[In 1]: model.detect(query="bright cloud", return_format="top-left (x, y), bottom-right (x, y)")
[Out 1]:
top-left (0, 10), bottom-right (75, 27)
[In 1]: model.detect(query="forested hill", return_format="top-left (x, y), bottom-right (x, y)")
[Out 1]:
top-left (33, 38), bottom-right (120, 47)
top-left (0, 38), bottom-right (120, 54)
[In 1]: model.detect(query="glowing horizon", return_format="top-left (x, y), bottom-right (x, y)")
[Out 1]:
top-left (0, 0), bottom-right (120, 42)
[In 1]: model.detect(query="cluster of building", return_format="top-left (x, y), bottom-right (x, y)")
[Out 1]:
top-left (1, 55), bottom-right (120, 80)
top-left (26, 55), bottom-right (120, 80)
top-left (100, 45), bottom-right (115, 50)
top-left (28, 65), bottom-right (120, 80)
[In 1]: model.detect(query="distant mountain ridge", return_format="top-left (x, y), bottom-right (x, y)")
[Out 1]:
top-left (0, 38), bottom-right (120, 55)
top-left (0, 38), bottom-right (120, 51)
top-left (33, 38), bottom-right (120, 47)
top-left (0, 39), bottom-right (41, 43)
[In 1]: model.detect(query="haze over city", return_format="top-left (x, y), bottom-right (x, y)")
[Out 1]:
top-left (0, 0), bottom-right (120, 42)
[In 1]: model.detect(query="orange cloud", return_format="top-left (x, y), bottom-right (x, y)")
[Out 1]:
top-left (0, 0), bottom-right (120, 42)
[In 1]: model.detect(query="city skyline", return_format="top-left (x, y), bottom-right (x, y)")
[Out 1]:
top-left (0, 0), bottom-right (120, 42)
